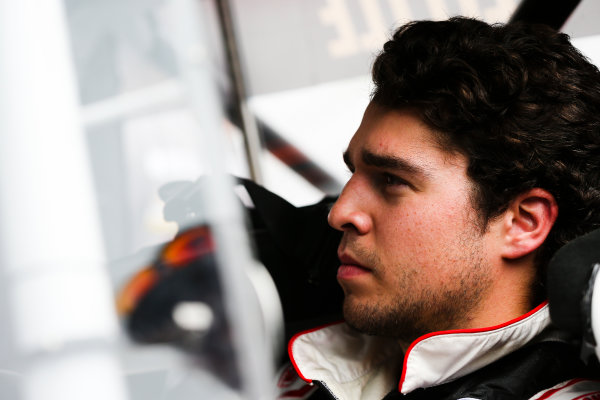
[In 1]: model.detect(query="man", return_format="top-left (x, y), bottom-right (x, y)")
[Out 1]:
top-left (280, 17), bottom-right (600, 400)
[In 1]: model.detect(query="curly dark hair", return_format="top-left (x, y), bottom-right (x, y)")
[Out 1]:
top-left (371, 17), bottom-right (600, 293)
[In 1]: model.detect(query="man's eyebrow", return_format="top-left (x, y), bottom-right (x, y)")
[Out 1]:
top-left (361, 149), bottom-right (431, 178)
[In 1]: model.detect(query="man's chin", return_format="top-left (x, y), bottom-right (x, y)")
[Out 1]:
top-left (341, 297), bottom-right (427, 342)
top-left (342, 298), bottom-right (385, 336)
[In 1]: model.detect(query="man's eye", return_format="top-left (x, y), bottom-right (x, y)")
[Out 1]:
top-left (383, 173), bottom-right (407, 187)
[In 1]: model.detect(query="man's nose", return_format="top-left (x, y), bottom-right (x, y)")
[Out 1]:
top-left (327, 178), bottom-right (372, 235)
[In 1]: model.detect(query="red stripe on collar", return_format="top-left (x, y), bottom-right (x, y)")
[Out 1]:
top-left (287, 321), bottom-right (345, 383)
top-left (398, 301), bottom-right (548, 392)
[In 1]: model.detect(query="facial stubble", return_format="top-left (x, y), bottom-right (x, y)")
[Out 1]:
top-left (341, 228), bottom-right (492, 345)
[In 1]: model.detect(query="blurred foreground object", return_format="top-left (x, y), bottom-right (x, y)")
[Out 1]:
top-left (118, 177), bottom-right (345, 393)
top-left (118, 226), bottom-right (240, 388)
top-left (159, 177), bottom-right (344, 340)
top-left (0, 1), bottom-right (128, 399)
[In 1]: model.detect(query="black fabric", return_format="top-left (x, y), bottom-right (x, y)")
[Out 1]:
top-left (378, 340), bottom-right (597, 400)
top-left (240, 178), bottom-right (344, 343)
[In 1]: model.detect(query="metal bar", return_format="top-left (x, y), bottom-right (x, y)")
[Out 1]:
top-left (259, 120), bottom-right (343, 196)
top-left (169, 1), bottom-right (281, 398)
top-left (214, 0), bottom-right (264, 183)
top-left (509, 0), bottom-right (581, 30)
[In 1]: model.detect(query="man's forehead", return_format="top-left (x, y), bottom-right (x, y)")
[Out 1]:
top-left (345, 105), bottom-right (466, 173)
top-left (352, 103), bottom-right (436, 146)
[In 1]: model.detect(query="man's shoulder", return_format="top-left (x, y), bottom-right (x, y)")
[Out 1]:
top-left (450, 340), bottom-right (599, 400)
top-left (529, 378), bottom-right (600, 400)
top-left (388, 340), bottom-right (600, 400)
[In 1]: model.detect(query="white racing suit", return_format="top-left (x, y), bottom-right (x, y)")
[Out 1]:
top-left (277, 303), bottom-right (600, 400)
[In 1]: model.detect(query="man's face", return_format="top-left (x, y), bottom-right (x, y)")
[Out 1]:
top-left (328, 103), bottom-right (497, 344)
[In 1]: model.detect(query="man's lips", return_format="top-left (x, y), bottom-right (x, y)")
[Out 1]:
top-left (337, 253), bottom-right (372, 279)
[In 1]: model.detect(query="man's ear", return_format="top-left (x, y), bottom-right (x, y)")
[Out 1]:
top-left (500, 188), bottom-right (558, 260)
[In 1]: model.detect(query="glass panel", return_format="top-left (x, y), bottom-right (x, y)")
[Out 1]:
top-left (1, 1), bottom-right (281, 399)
